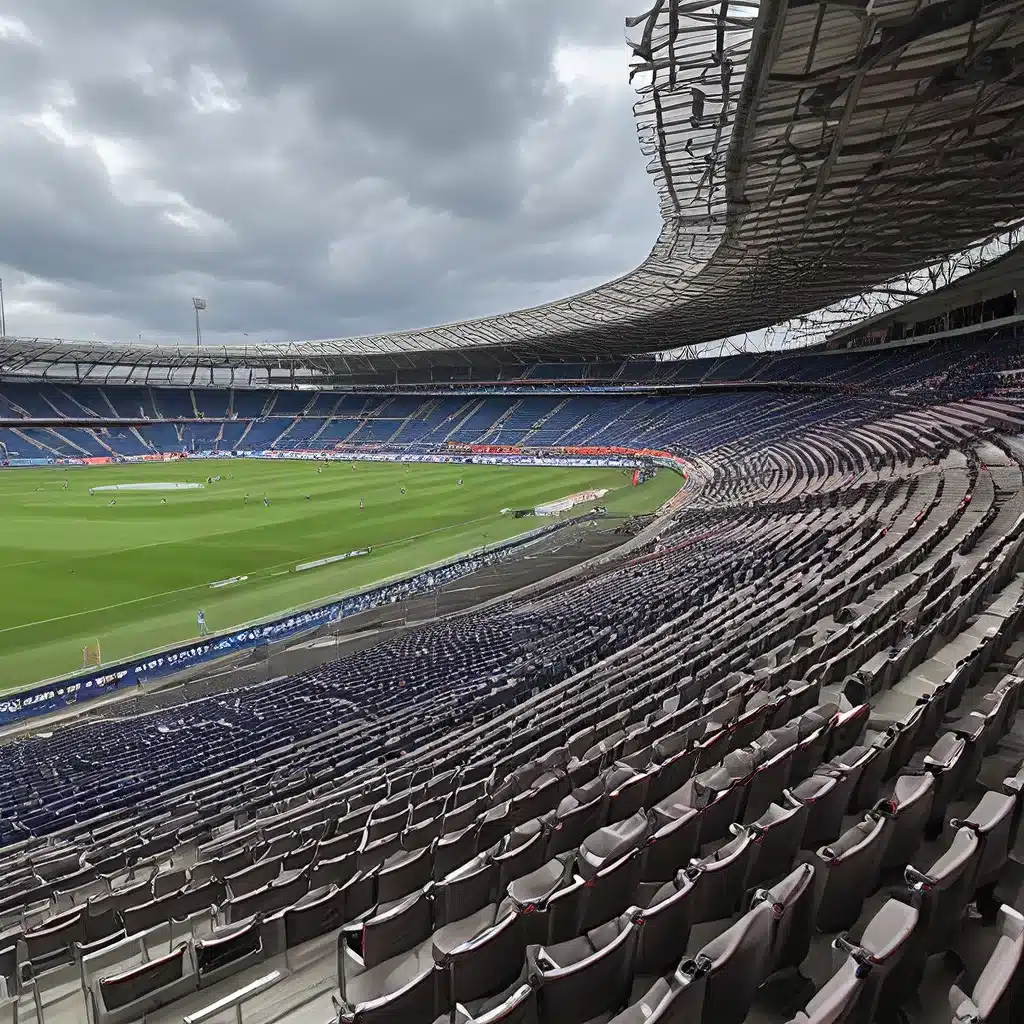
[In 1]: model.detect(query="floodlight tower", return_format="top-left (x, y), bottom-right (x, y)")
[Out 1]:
top-left (192, 296), bottom-right (207, 348)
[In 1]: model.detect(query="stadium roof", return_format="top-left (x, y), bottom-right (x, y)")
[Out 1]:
top-left (826, 238), bottom-right (1024, 344)
top-left (4, 0), bottom-right (1024, 381)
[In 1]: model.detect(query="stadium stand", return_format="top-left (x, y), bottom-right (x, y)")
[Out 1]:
top-left (1, 329), bottom-right (1023, 463)
top-left (5, 0), bottom-right (1024, 1011)
top-left (2, 334), bottom-right (1024, 1023)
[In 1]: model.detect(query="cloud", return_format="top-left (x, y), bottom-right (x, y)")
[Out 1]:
top-left (0, 0), bottom-right (661, 347)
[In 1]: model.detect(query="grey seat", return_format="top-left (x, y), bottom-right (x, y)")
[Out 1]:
top-left (848, 737), bottom-right (894, 813)
top-left (435, 825), bottom-right (480, 880)
top-left (225, 857), bottom-right (281, 899)
top-left (690, 750), bottom-right (755, 841)
top-left (311, 851), bottom-right (359, 890)
top-left (792, 771), bottom-right (853, 851)
top-left (91, 941), bottom-right (198, 1024)
top-left (339, 888), bottom-right (434, 993)
top-left (434, 909), bottom-right (527, 1012)
top-left (826, 898), bottom-right (920, 1024)
top-left (948, 904), bottom-right (1024, 1024)
top-left (877, 772), bottom-right (935, 870)
top-left (436, 855), bottom-right (498, 927)
top-left (544, 779), bottom-right (608, 857)
top-left (813, 813), bottom-right (891, 932)
top-left (747, 795), bottom-right (810, 887)
top-left (648, 728), bottom-right (699, 805)
top-left (529, 909), bottom-right (641, 1024)
top-left (505, 855), bottom-right (574, 912)
top-left (790, 705), bottom-right (838, 785)
top-left (635, 872), bottom-right (698, 976)
top-left (607, 957), bottom-right (708, 1023)
top-left (278, 883), bottom-right (347, 949)
top-left (744, 733), bottom-right (799, 824)
top-left (194, 916), bottom-right (264, 988)
top-left (333, 966), bottom-right (439, 1024)
top-left (546, 846), bottom-right (644, 944)
top-left (577, 810), bottom-right (650, 880)
top-left (335, 891), bottom-right (440, 1022)
top-left (642, 803), bottom-right (701, 883)
top-left (905, 826), bottom-right (980, 957)
top-left (688, 830), bottom-right (755, 924)
top-left (605, 765), bottom-right (651, 824)
top-left (921, 733), bottom-right (968, 833)
top-left (754, 862), bottom-right (819, 976)
top-left (492, 821), bottom-right (548, 895)
top-left (693, 897), bottom-right (775, 1024)
top-left (952, 790), bottom-right (1017, 921)
top-left (377, 846), bottom-right (432, 905)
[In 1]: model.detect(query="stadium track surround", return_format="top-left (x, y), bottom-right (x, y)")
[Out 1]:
top-left (0, 330), bottom-right (1024, 1022)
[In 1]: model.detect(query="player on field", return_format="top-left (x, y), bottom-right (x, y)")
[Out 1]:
top-left (401, 486), bottom-right (406, 495)
top-left (62, 479), bottom-right (68, 491)
top-left (263, 494), bottom-right (270, 507)
top-left (359, 498), bottom-right (364, 511)
top-left (457, 478), bottom-right (463, 487)
top-left (197, 610), bottom-right (209, 636)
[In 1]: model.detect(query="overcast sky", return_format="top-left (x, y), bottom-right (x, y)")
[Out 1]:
top-left (0, 0), bottom-right (660, 346)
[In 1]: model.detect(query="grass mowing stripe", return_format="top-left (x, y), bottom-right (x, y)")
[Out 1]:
top-left (0, 510), bottom-right (505, 636)
top-left (0, 459), bottom-right (676, 689)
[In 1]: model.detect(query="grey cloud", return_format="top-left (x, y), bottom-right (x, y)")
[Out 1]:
top-left (0, 0), bottom-right (660, 345)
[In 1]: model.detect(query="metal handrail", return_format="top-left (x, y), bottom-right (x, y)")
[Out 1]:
top-left (181, 969), bottom-right (281, 1024)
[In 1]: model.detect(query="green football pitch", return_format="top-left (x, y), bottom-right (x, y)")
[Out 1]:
top-left (0, 459), bottom-right (679, 691)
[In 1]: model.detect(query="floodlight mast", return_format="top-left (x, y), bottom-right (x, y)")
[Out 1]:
top-left (192, 297), bottom-right (207, 348)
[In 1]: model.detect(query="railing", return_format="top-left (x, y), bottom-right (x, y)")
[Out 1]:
top-left (181, 970), bottom-right (281, 1024)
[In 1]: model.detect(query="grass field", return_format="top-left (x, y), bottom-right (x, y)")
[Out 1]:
top-left (0, 459), bottom-right (679, 690)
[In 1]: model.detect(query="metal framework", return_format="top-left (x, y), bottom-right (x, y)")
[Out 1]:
top-left (761, 220), bottom-right (1024, 350)
top-left (3, 0), bottom-right (1024, 382)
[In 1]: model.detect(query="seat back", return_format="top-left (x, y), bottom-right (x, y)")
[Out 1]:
top-left (691, 831), bottom-right (755, 924)
top-left (877, 773), bottom-right (935, 870)
top-left (284, 885), bottom-right (346, 948)
top-left (830, 898), bottom-right (919, 1024)
top-left (343, 965), bottom-right (439, 1024)
top-left (195, 917), bottom-right (264, 986)
top-left (360, 889), bottom-right (434, 970)
top-left (814, 814), bottom-right (890, 932)
top-left (906, 827), bottom-right (979, 955)
top-left (95, 941), bottom-right (195, 1019)
top-left (642, 806), bottom-right (701, 883)
top-left (950, 904), bottom-right (1024, 1024)
top-left (635, 875), bottom-right (697, 976)
top-left (533, 912), bottom-right (640, 1024)
top-left (755, 863), bottom-right (818, 975)
top-left (444, 911), bottom-right (527, 1008)
top-left (698, 899), bottom-right (774, 1024)
top-left (747, 798), bottom-right (810, 887)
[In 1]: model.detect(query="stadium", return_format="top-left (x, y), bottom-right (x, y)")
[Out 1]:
top-left (2, 2), bottom-right (1024, 1023)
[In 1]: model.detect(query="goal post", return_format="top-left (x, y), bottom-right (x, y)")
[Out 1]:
top-left (82, 639), bottom-right (102, 668)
